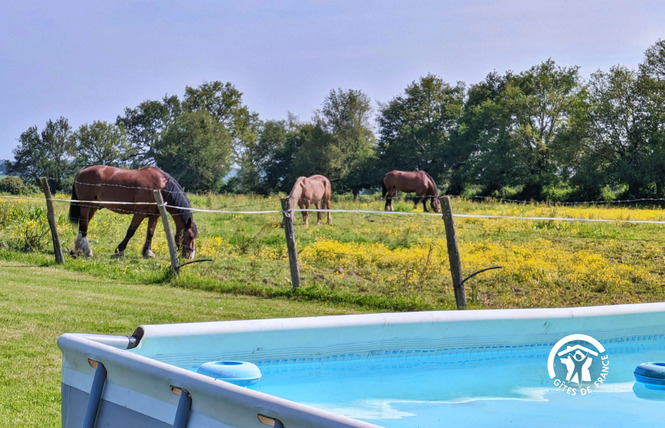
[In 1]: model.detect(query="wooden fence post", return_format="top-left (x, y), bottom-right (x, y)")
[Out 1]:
top-left (281, 198), bottom-right (301, 289)
top-left (440, 196), bottom-right (467, 309)
top-left (153, 190), bottom-right (180, 275)
top-left (39, 177), bottom-right (64, 264)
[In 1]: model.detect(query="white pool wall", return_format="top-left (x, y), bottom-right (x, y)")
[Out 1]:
top-left (131, 302), bottom-right (665, 366)
top-left (60, 331), bottom-right (381, 428)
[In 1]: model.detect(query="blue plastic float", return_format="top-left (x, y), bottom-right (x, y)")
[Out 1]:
top-left (634, 362), bottom-right (665, 390)
top-left (197, 361), bottom-right (262, 386)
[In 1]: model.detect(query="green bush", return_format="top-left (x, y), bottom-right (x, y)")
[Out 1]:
top-left (0, 176), bottom-right (29, 195)
top-left (491, 186), bottom-right (520, 200)
top-left (542, 184), bottom-right (574, 202)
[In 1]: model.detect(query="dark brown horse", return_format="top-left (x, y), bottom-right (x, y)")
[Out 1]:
top-left (289, 175), bottom-right (332, 225)
top-left (69, 165), bottom-right (197, 259)
top-left (382, 170), bottom-right (441, 213)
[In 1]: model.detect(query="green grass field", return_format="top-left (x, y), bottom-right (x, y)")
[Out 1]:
top-left (3, 193), bottom-right (665, 310)
top-left (0, 260), bottom-right (362, 426)
top-left (1, 193), bottom-right (665, 425)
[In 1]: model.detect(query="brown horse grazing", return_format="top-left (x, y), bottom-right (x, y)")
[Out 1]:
top-left (68, 165), bottom-right (197, 259)
top-left (289, 175), bottom-right (332, 226)
top-left (382, 170), bottom-right (441, 213)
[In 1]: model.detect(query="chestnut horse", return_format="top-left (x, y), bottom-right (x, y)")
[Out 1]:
top-left (289, 175), bottom-right (332, 225)
top-left (382, 170), bottom-right (441, 213)
top-left (68, 165), bottom-right (197, 259)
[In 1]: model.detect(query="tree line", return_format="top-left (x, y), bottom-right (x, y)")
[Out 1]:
top-left (7, 39), bottom-right (665, 202)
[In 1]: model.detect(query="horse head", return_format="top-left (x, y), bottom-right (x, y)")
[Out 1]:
top-left (431, 196), bottom-right (442, 213)
top-left (176, 218), bottom-right (198, 259)
top-left (422, 171), bottom-right (441, 213)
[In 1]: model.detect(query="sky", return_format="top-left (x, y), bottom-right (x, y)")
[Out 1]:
top-left (1, 0), bottom-right (664, 161)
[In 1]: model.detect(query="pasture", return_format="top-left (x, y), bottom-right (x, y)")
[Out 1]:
top-left (2, 193), bottom-right (665, 310)
top-left (1, 193), bottom-right (665, 425)
top-left (0, 260), bottom-right (360, 426)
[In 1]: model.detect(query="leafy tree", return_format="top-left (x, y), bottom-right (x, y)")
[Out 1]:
top-left (290, 122), bottom-right (335, 180)
top-left (636, 39), bottom-right (665, 198)
top-left (511, 59), bottom-right (584, 199)
top-left (640, 39), bottom-right (665, 81)
top-left (154, 110), bottom-right (232, 192)
top-left (377, 74), bottom-right (465, 185)
top-left (116, 95), bottom-right (181, 168)
top-left (9, 117), bottom-right (77, 191)
top-left (262, 115), bottom-right (305, 193)
top-left (457, 61), bottom-right (583, 199)
top-left (75, 121), bottom-right (132, 168)
top-left (572, 66), bottom-right (640, 199)
top-left (255, 90), bottom-right (376, 196)
top-left (453, 71), bottom-right (514, 195)
top-left (182, 81), bottom-right (260, 162)
top-left (573, 41), bottom-right (665, 200)
top-left (314, 88), bottom-right (377, 193)
top-left (235, 119), bottom-right (291, 194)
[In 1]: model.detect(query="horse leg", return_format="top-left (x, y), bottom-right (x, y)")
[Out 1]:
top-left (113, 214), bottom-right (146, 258)
top-left (296, 202), bottom-right (303, 225)
top-left (315, 201), bottom-right (322, 225)
top-left (74, 207), bottom-right (96, 257)
top-left (325, 198), bottom-right (332, 225)
top-left (141, 216), bottom-right (159, 259)
top-left (302, 201), bottom-right (310, 226)
top-left (74, 231), bottom-right (91, 257)
top-left (421, 195), bottom-right (429, 212)
top-left (385, 190), bottom-right (394, 211)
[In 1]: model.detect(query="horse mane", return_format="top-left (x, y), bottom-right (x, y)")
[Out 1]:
top-left (289, 177), bottom-right (306, 210)
top-left (160, 169), bottom-right (194, 225)
top-left (422, 171), bottom-right (439, 197)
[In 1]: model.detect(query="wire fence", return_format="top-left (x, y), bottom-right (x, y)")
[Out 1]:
top-left (2, 188), bottom-right (665, 310)
top-left (6, 193), bottom-right (665, 224)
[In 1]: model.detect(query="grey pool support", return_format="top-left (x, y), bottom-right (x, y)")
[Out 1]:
top-left (173, 388), bottom-right (191, 428)
top-left (82, 361), bottom-right (106, 428)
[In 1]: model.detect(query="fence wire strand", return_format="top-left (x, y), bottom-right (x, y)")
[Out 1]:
top-left (4, 193), bottom-right (665, 224)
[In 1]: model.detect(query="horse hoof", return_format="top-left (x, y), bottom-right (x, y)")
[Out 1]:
top-left (143, 250), bottom-right (155, 259)
top-left (79, 249), bottom-right (93, 257)
top-left (111, 251), bottom-right (124, 259)
top-left (74, 247), bottom-right (92, 257)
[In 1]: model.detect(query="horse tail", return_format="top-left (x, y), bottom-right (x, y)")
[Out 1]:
top-left (325, 177), bottom-right (332, 199)
top-left (323, 176), bottom-right (332, 208)
top-left (289, 177), bottom-right (305, 211)
top-left (68, 182), bottom-right (80, 225)
top-left (381, 176), bottom-right (388, 197)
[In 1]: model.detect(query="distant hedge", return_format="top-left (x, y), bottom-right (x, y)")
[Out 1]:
top-left (0, 176), bottom-right (31, 195)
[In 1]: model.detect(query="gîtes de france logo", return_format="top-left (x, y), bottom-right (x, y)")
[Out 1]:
top-left (547, 334), bottom-right (610, 395)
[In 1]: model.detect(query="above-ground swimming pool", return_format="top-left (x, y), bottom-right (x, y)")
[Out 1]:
top-left (59, 302), bottom-right (665, 428)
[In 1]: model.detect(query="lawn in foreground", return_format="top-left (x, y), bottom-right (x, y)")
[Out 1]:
top-left (0, 260), bottom-right (363, 427)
